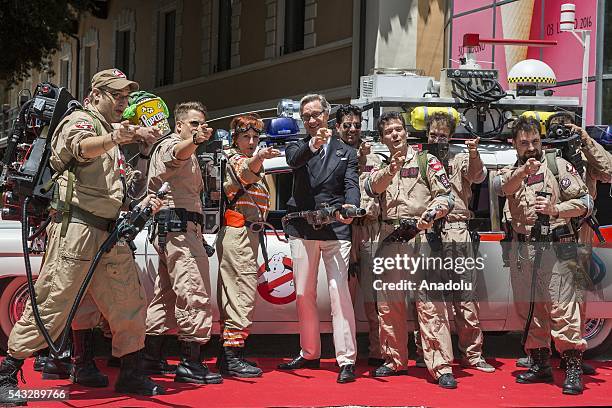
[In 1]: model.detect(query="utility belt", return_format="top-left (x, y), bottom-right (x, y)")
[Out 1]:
top-left (515, 224), bottom-right (575, 243)
top-left (51, 203), bottom-right (116, 233)
top-left (151, 208), bottom-right (204, 250)
top-left (516, 225), bottom-right (577, 260)
top-left (444, 219), bottom-right (480, 230)
top-left (383, 218), bottom-right (418, 227)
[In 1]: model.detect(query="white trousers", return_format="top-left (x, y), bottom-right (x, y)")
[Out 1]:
top-left (289, 237), bottom-right (357, 366)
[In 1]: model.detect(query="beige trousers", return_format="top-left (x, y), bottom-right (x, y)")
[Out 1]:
top-left (146, 222), bottom-right (213, 343)
top-left (9, 221), bottom-right (147, 359)
top-left (289, 237), bottom-right (356, 366)
top-left (216, 225), bottom-right (260, 346)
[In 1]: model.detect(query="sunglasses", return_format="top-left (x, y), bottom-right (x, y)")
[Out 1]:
top-left (186, 120), bottom-right (208, 128)
top-left (341, 122), bottom-right (362, 130)
top-left (301, 111), bottom-right (325, 122)
top-left (235, 124), bottom-right (265, 134)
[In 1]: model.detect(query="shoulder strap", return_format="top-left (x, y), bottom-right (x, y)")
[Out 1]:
top-left (417, 150), bottom-right (429, 186)
top-left (545, 149), bottom-right (559, 180)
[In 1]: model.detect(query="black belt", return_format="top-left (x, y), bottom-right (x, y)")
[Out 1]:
top-left (52, 205), bottom-right (116, 232)
top-left (154, 208), bottom-right (203, 226)
top-left (517, 225), bottom-right (575, 243)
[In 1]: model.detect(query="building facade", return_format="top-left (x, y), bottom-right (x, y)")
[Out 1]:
top-left (0, 0), bottom-right (448, 138)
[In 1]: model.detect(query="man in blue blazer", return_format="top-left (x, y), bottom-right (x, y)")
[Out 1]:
top-left (278, 94), bottom-right (360, 383)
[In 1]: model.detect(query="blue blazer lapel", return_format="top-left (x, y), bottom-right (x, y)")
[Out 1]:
top-left (313, 137), bottom-right (345, 187)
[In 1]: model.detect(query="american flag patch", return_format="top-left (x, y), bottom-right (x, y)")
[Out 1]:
top-left (74, 121), bottom-right (94, 131)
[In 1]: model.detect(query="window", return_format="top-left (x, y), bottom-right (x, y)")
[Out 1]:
top-left (158, 10), bottom-right (176, 86)
top-left (604, 0), bottom-right (612, 74)
top-left (217, 0), bottom-right (232, 72)
top-left (60, 60), bottom-right (70, 88)
top-left (283, 0), bottom-right (305, 55)
top-left (115, 30), bottom-right (131, 75)
top-left (265, 171), bottom-right (294, 230)
top-left (83, 46), bottom-right (92, 93)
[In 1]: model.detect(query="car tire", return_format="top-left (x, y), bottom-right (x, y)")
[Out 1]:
top-left (583, 318), bottom-right (612, 360)
top-left (0, 277), bottom-right (33, 353)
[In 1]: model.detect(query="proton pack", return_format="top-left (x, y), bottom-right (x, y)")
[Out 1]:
top-left (0, 82), bottom-right (80, 228)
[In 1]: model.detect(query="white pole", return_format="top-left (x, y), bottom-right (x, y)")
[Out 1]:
top-left (581, 31), bottom-right (590, 128)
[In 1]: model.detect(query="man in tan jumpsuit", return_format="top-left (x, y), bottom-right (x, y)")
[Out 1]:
top-left (336, 104), bottom-right (384, 366)
top-left (144, 101), bottom-right (223, 385)
top-left (493, 116), bottom-right (592, 395)
top-left (0, 69), bottom-right (165, 406)
top-left (365, 112), bottom-right (457, 389)
top-left (419, 112), bottom-right (495, 373)
top-left (217, 114), bottom-right (280, 377)
top-left (516, 117), bottom-right (611, 375)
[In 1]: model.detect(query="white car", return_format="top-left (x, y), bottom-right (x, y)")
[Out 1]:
top-left (1, 142), bottom-right (611, 358)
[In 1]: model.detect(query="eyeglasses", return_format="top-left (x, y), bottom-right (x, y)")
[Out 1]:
top-left (185, 120), bottom-right (208, 128)
top-left (342, 122), bottom-right (362, 130)
top-left (103, 89), bottom-right (129, 102)
top-left (301, 111), bottom-right (325, 122)
top-left (235, 124), bottom-right (265, 134)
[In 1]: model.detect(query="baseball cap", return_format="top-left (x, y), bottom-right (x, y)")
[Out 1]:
top-left (91, 68), bottom-right (139, 92)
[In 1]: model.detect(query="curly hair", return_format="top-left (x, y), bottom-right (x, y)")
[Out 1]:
top-left (511, 116), bottom-right (541, 140)
top-left (426, 111), bottom-right (457, 135)
top-left (335, 104), bottom-right (362, 124)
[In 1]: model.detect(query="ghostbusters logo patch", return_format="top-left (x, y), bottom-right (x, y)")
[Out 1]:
top-left (400, 167), bottom-right (419, 178)
top-left (112, 69), bottom-right (127, 78)
top-left (428, 157), bottom-right (443, 172)
top-left (526, 173), bottom-right (544, 186)
top-left (437, 174), bottom-right (450, 189)
top-left (560, 177), bottom-right (571, 190)
top-left (74, 121), bottom-right (94, 131)
top-left (566, 163), bottom-right (578, 176)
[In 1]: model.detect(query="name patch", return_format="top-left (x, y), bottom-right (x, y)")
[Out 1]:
top-left (526, 173), bottom-right (544, 186)
top-left (400, 167), bottom-right (419, 178)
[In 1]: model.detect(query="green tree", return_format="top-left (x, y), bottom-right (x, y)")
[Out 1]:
top-left (0, 0), bottom-right (96, 84)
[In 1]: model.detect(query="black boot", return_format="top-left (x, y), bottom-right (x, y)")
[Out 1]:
top-left (516, 348), bottom-right (553, 384)
top-left (174, 341), bottom-right (223, 384)
top-left (559, 357), bottom-right (595, 375)
top-left (41, 352), bottom-right (71, 380)
top-left (142, 335), bottom-right (177, 375)
top-left (71, 329), bottom-right (109, 387)
top-left (216, 346), bottom-right (258, 368)
top-left (114, 350), bottom-right (166, 396)
top-left (107, 356), bottom-right (121, 368)
top-left (219, 347), bottom-right (262, 378)
top-left (0, 356), bottom-right (27, 406)
top-left (562, 350), bottom-right (584, 395)
top-left (33, 349), bottom-right (48, 372)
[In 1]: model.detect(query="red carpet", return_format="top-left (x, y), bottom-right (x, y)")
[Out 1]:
top-left (18, 357), bottom-right (611, 407)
